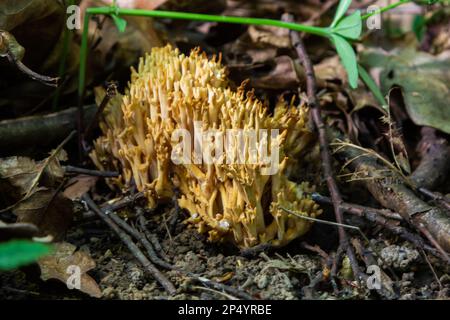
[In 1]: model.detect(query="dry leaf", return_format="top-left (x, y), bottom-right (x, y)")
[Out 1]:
top-left (80, 0), bottom-right (163, 78)
top-left (38, 242), bottom-right (102, 298)
top-left (0, 0), bottom-right (80, 110)
top-left (63, 175), bottom-right (98, 200)
top-left (248, 25), bottom-right (290, 48)
top-left (0, 150), bottom-right (66, 205)
top-left (13, 189), bottom-right (73, 241)
top-left (0, 156), bottom-right (39, 204)
top-left (0, 153), bottom-right (74, 239)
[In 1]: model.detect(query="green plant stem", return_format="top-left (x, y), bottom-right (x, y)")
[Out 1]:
top-left (53, 0), bottom-right (75, 110)
top-left (78, 12), bottom-right (91, 100)
top-left (78, 7), bottom-right (330, 101)
top-left (89, 7), bottom-right (329, 35)
top-left (361, 0), bottom-right (411, 20)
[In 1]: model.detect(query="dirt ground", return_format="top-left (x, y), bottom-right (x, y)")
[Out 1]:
top-left (1, 203), bottom-right (449, 300)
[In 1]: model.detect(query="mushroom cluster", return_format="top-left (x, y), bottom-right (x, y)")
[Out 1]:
top-left (91, 45), bottom-right (321, 248)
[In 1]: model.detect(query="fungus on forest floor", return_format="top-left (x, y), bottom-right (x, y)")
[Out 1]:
top-left (91, 45), bottom-right (321, 248)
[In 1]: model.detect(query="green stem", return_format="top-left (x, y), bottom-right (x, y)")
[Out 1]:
top-left (361, 0), bottom-right (411, 20)
top-left (78, 12), bottom-right (91, 100)
top-left (78, 7), bottom-right (331, 101)
top-left (53, 0), bottom-right (75, 110)
top-left (88, 7), bottom-right (330, 36)
top-left (357, 64), bottom-right (388, 110)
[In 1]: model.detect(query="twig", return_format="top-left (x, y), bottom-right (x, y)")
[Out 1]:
top-left (82, 196), bottom-right (253, 299)
top-left (81, 193), bottom-right (177, 295)
top-left (330, 246), bottom-right (343, 294)
top-left (280, 206), bottom-right (361, 232)
top-left (419, 248), bottom-right (443, 289)
top-left (0, 30), bottom-right (59, 87)
top-left (105, 209), bottom-right (173, 270)
top-left (312, 193), bottom-right (403, 220)
top-left (411, 127), bottom-right (450, 190)
top-left (415, 223), bottom-right (450, 264)
top-left (64, 165), bottom-right (119, 177)
top-left (283, 12), bottom-right (363, 281)
top-left (312, 193), bottom-right (439, 257)
top-left (191, 286), bottom-right (239, 300)
top-left (81, 192), bottom-right (145, 220)
top-left (333, 138), bottom-right (450, 259)
top-left (301, 242), bottom-right (329, 260)
top-left (137, 213), bottom-right (171, 263)
top-left (10, 59), bottom-right (59, 87)
top-left (189, 275), bottom-right (254, 300)
top-left (0, 105), bottom-right (96, 154)
top-left (418, 188), bottom-right (450, 212)
top-left (83, 82), bottom-right (117, 140)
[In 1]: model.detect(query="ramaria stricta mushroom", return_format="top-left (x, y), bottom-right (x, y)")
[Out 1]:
top-left (91, 45), bottom-right (322, 248)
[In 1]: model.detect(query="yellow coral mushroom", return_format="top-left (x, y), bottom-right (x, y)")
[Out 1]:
top-left (91, 45), bottom-right (321, 248)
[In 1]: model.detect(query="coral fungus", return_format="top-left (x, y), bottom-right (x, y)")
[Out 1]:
top-left (91, 45), bottom-right (321, 248)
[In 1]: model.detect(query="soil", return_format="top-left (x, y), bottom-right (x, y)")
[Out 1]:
top-left (1, 204), bottom-right (449, 300)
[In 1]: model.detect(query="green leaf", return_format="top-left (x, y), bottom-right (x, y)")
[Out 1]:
top-left (412, 15), bottom-right (426, 41)
top-left (331, 10), bottom-right (362, 40)
top-left (330, 34), bottom-right (359, 89)
top-left (361, 48), bottom-right (450, 134)
top-left (357, 64), bottom-right (388, 110)
top-left (111, 14), bottom-right (127, 33)
top-left (330, 0), bottom-right (353, 28)
top-left (0, 240), bottom-right (51, 270)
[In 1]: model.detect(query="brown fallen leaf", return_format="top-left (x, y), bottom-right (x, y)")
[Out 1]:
top-left (250, 56), bottom-right (301, 90)
top-left (80, 0), bottom-right (164, 81)
top-left (248, 25), bottom-right (290, 48)
top-left (38, 242), bottom-right (102, 298)
top-left (63, 175), bottom-right (98, 200)
top-left (0, 148), bottom-right (74, 240)
top-left (0, 0), bottom-right (80, 110)
top-left (0, 156), bottom-right (38, 206)
top-left (13, 189), bottom-right (73, 241)
top-left (0, 149), bottom-right (67, 206)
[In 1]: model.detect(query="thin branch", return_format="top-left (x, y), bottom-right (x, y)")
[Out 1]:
top-left (312, 193), bottom-right (440, 257)
top-left (81, 193), bottom-right (177, 295)
top-left (282, 13), bottom-right (362, 281)
top-left (418, 187), bottom-right (450, 212)
top-left (137, 213), bottom-right (171, 263)
top-left (83, 82), bottom-right (117, 140)
top-left (105, 209), bottom-right (173, 270)
top-left (64, 165), bottom-right (119, 177)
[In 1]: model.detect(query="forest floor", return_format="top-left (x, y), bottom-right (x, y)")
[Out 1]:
top-left (1, 0), bottom-right (450, 300)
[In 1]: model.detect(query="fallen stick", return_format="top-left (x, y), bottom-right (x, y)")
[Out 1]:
top-left (411, 127), bottom-right (450, 190)
top-left (283, 13), bottom-right (363, 280)
top-left (0, 31), bottom-right (59, 87)
top-left (418, 188), bottom-right (450, 212)
top-left (312, 193), bottom-right (439, 257)
top-left (64, 165), bottom-right (119, 177)
top-left (0, 105), bottom-right (96, 155)
top-left (81, 193), bottom-right (177, 295)
top-left (333, 140), bottom-right (450, 261)
top-left (82, 195), bottom-right (254, 299)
